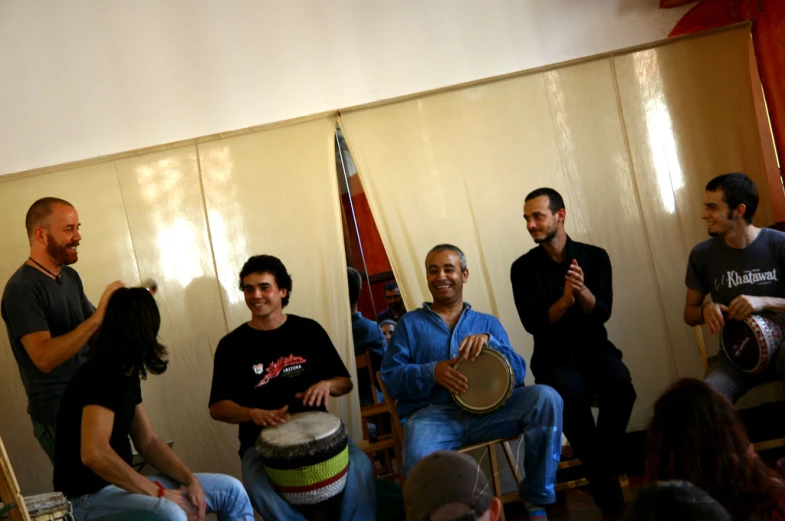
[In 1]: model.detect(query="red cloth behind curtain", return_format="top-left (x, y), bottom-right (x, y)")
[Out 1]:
top-left (660, 0), bottom-right (699, 7)
top-left (668, 0), bottom-right (785, 174)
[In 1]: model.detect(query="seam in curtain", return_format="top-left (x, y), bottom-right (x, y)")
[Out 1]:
top-left (460, 172), bottom-right (500, 319)
top-left (195, 143), bottom-right (231, 340)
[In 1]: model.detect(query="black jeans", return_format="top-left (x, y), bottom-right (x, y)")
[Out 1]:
top-left (534, 351), bottom-right (636, 481)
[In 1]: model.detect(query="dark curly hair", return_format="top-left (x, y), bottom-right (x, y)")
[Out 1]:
top-left (92, 287), bottom-right (168, 379)
top-left (238, 255), bottom-right (293, 307)
top-left (646, 378), bottom-right (785, 520)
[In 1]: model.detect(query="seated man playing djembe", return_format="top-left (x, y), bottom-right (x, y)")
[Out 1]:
top-left (380, 244), bottom-right (564, 520)
top-left (208, 255), bottom-right (376, 521)
top-left (684, 173), bottom-right (785, 403)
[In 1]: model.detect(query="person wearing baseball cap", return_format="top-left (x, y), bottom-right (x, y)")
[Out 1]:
top-left (404, 451), bottom-right (504, 521)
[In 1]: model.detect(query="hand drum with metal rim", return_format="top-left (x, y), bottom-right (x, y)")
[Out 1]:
top-left (452, 348), bottom-right (514, 414)
top-left (721, 313), bottom-right (785, 374)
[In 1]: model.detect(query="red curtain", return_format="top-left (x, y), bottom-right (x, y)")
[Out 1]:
top-left (660, 0), bottom-right (699, 7)
top-left (669, 0), bottom-right (785, 174)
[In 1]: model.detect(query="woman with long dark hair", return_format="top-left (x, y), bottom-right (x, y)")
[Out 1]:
top-left (646, 378), bottom-right (785, 520)
top-left (53, 287), bottom-right (253, 521)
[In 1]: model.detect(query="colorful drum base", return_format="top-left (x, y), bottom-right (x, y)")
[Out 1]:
top-left (256, 411), bottom-right (349, 506)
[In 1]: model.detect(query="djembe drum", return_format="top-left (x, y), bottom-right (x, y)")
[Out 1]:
top-left (721, 313), bottom-right (785, 374)
top-left (19, 493), bottom-right (72, 521)
top-left (255, 411), bottom-right (349, 506)
top-left (452, 348), bottom-right (515, 413)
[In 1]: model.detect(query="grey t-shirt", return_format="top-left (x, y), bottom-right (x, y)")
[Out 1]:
top-left (1, 264), bottom-right (95, 424)
top-left (685, 228), bottom-right (785, 305)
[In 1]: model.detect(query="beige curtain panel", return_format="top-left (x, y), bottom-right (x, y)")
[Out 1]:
top-left (339, 25), bottom-right (778, 431)
top-left (0, 116), bottom-right (360, 495)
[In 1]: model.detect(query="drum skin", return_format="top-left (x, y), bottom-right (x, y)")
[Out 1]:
top-left (721, 313), bottom-right (785, 374)
top-left (452, 348), bottom-right (514, 414)
top-left (255, 411), bottom-right (349, 505)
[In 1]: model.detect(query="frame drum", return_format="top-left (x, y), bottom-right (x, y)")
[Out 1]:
top-left (721, 313), bottom-right (785, 374)
top-left (452, 348), bottom-right (514, 414)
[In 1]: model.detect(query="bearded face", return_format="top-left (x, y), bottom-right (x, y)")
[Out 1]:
top-left (46, 231), bottom-right (79, 265)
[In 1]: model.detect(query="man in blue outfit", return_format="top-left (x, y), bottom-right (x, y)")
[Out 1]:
top-left (381, 244), bottom-right (563, 519)
top-left (347, 267), bottom-right (386, 407)
top-left (376, 281), bottom-right (406, 323)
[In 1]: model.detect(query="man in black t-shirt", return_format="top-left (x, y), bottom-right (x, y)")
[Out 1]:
top-left (209, 255), bottom-right (376, 521)
top-left (1, 197), bottom-right (122, 463)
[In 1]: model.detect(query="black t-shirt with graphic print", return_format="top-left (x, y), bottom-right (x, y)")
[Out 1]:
top-left (209, 314), bottom-right (351, 457)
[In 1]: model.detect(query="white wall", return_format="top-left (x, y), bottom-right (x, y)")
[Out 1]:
top-left (0, 0), bottom-right (694, 176)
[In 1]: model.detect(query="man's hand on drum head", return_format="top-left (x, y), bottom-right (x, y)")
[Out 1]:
top-left (296, 380), bottom-right (332, 407)
top-left (703, 302), bottom-right (729, 334)
top-left (249, 406), bottom-right (289, 427)
top-left (435, 357), bottom-right (469, 395)
top-left (727, 295), bottom-right (765, 321)
top-left (458, 333), bottom-right (490, 362)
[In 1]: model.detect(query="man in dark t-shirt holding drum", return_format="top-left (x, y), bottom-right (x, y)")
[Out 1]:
top-left (684, 173), bottom-right (785, 403)
top-left (208, 255), bottom-right (376, 521)
top-left (1, 197), bottom-right (122, 463)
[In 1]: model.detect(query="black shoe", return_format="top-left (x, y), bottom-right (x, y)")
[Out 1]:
top-left (591, 476), bottom-right (625, 514)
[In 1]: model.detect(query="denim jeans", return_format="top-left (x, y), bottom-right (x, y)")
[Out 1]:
top-left (241, 439), bottom-right (376, 521)
top-left (705, 349), bottom-right (785, 404)
top-left (402, 385), bottom-right (563, 505)
top-left (32, 421), bottom-right (56, 465)
top-left (69, 474), bottom-right (254, 521)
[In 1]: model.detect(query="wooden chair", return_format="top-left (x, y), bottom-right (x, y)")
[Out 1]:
top-left (355, 352), bottom-right (388, 440)
top-left (375, 371), bottom-right (523, 518)
top-left (554, 391), bottom-right (632, 502)
top-left (0, 436), bottom-right (76, 521)
top-left (694, 325), bottom-right (785, 452)
top-left (354, 353), bottom-right (402, 481)
top-left (0, 437), bottom-right (31, 521)
top-left (554, 409), bottom-right (632, 503)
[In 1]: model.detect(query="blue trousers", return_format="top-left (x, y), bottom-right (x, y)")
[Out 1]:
top-left (402, 385), bottom-right (563, 505)
top-left (706, 349), bottom-right (785, 404)
top-left (69, 473), bottom-right (254, 521)
top-left (241, 439), bottom-right (377, 521)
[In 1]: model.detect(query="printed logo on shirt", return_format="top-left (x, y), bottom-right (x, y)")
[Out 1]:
top-left (252, 363), bottom-right (264, 375)
top-left (715, 268), bottom-right (778, 292)
top-left (254, 354), bottom-right (307, 388)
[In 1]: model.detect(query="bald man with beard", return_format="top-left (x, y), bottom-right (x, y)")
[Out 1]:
top-left (2, 197), bottom-right (122, 463)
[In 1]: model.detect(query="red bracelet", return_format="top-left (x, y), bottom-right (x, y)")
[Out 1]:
top-left (154, 481), bottom-right (165, 498)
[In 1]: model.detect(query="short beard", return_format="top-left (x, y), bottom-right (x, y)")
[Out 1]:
top-left (533, 227), bottom-right (558, 244)
top-left (46, 233), bottom-right (77, 265)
